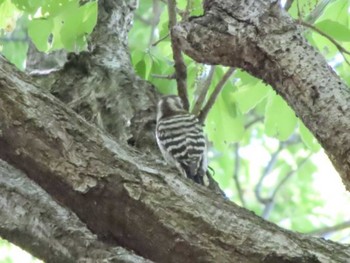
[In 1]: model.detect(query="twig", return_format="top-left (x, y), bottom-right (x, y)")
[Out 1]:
top-left (148, 0), bottom-right (162, 47)
top-left (296, 0), bottom-right (301, 19)
top-left (160, 0), bottom-right (185, 18)
top-left (151, 73), bottom-right (176, 79)
top-left (299, 20), bottom-right (350, 66)
top-left (233, 143), bottom-right (246, 207)
top-left (305, 0), bottom-right (332, 24)
top-left (308, 220), bottom-right (350, 237)
top-left (192, 66), bottom-right (216, 116)
top-left (0, 36), bottom-right (29, 42)
top-left (261, 153), bottom-right (312, 219)
top-left (152, 34), bottom-right (169, 47)
top-left (198, 67), bottom-right (235, 124)
top-left (244, 116), bottom-right (264, 130)
top-left (134, 14), bottom-right (152, 25)
top-left (255, 135), bottom-right (300, 206)
top-left (255, 144), bottom-right (283, 205)
top-left (167, 0), bottom-right (189, 110)
top-left (183, 0), bottom-right (192, 20)
top-left (283, 0), bottom-right (294, 11)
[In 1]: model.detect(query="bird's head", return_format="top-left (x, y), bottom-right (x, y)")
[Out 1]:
top-left (156, 95), bottom-right (185, 121)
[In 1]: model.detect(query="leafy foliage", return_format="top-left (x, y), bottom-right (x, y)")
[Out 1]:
top-left (0, 0), bottom-right (97, 69)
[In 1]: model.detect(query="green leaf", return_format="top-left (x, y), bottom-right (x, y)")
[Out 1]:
top-left (335, 59), bottom-right (350, 87)
top-left (190, 0), bottom-right (203, 16)
top-left (205, 94), bottom-right (245, 151)
top-left (158, 8), bottom-right (169, 41)
top-left (210, 152), bottom-right (234, 188)
top-left (41, 0), bottom-right (72, 16)
top-left (315, 20), bottom-right (350, 42)
top-left (1, 40), bottom-right (28, 70)
top-left (233, 82), bottom-right (271, 113)
top-left (79, 1), bottom-right (98, 34)
top-left (298, 120), bottom-right (321, 152)
top-left (131, 50), bottom-right (145, 67)
top-left (11, 0), bottom-right (41, 13)
top-left (143, 54), bottom-right (153, 80)
top-left (297, 159), bottom-right (317, 181)
top-left (28, 18), bottom-right (53, 52)
top-left (135, 59), bottom-right (146, 79)
top-left (288, 0), bottom-right (318, 19)
top-left (58, 1), bottom-right (97, 51)
top-left (24, 0), bottom-right (97, 52)
top-left (0, 0), bottom-right (20, 31)
top-left (317, 0), bottom-right (349, 26)
top-left (234, 70), bottom-right (260, 86)
top-left (264, 93), bottom-right (297, 140)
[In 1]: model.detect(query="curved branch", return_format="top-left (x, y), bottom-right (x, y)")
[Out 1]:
top-left (0, 159), bottom-right (151, 263)
top-left (173, 0), bottom-right (350, 191)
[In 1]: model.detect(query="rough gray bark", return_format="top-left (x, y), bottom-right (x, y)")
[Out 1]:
top-left (173, 0), bottom-right (350, 190)
top-left (0, 160), bottom-right (152, 263)
top-left (1, 0), bottom-right (350, 262)
top-left (31, 0), bottom-right (159, 151)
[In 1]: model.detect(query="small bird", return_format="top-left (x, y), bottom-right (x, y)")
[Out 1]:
top-left (156, 95), bottom-right (209, 186)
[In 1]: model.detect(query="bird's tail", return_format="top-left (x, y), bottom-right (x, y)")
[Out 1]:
top-left (180, 162), bottom-right (209, 186)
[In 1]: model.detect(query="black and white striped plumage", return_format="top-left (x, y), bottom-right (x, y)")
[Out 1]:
top-left (156, 95), bottom-right (209, 186)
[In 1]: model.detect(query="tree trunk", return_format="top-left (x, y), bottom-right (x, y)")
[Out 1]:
top-left (0, 0), bottom-right (349, 262)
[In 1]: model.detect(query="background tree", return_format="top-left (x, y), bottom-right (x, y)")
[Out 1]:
top-left (0, 0), bottom-right (350, 262)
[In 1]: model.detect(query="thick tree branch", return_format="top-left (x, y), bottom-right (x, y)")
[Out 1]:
top-left (173, 0), bottom-right (350, 191)
top-left (0, 159), bottom-right (151, 263)
top-left (2, 0), bottom-right (350, 262)
top-left (1, 51), bottom-right (350, 263)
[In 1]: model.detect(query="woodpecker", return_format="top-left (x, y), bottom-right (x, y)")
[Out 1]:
top-left (156, 95), bottom-right (209, 186)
